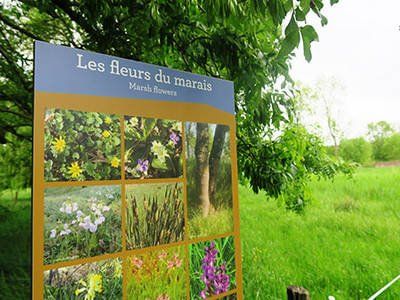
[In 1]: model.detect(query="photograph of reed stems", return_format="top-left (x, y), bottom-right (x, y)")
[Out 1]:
top-left (125, 183), bottom-right (185, 249)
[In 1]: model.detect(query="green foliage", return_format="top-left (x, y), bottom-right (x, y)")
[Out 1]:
top-left (240, 124), bottom-right (354, 212)
top-left (339, 137), bottom-right (374, 165)
top-left (367, 121), bottom-right (395, 161)
top-left (44, 259), bottom-right (122, 299)
top-left (0, 190), bottom-right (31, 299)
top-left (44, 186), bottom-right (121, 264)
top-left (125, 183), bottom-right (184, 249)
top-left (0, 138), bottom-right (31, 194)
top-left (127, 246), bottom-right (186, 300)
top-left (240, 167), bottom-right (400, 299)
top-left (124, 117), bottom-right (182, 179)
top-left (0, 0), bottom-right (340, 210)
top-left (44, 109), bottom-right (121, 181)
top-left (381, 133), bottom-right (400, 161)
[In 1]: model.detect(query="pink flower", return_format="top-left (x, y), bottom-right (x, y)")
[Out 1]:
top-left (132, 257), bottom-right (143, 269)
top-left (157, 294), bottom-right (170, 300)
top-left (158, 251), bottom-right (167, 260)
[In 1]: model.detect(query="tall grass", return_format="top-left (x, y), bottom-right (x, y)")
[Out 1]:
top-left (126, 183), bottom-right (184, 249)
top-left (241, 167), bottom-right (400, 299)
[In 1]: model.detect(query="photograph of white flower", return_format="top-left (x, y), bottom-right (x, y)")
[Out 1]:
top-left (44, 185), bottom-right (122, 264)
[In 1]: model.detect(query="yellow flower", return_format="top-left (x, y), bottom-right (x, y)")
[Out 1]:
top-left (110, 156), bottom-right (120, 168)
top-left (129, 117), bottom-right (138, 127)
top-left (68, 162), bottom-right (82, 179)
top-left (102, 130), bottom-right (111, 138)
top-left (104, 116), bottom-right (112, 124)
top-left (74, 273), bottom-right (103, 300)
top-left (52, 136), bottom-right (66, 153)
top-left (87, 273), bottom-right (103, 299)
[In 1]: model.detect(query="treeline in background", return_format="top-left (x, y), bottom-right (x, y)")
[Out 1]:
top-left (332, 121), bottom-right (400, 166)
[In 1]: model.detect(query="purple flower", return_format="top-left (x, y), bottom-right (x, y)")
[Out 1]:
top-left (136, 159), bottom-right (149, 173)
top-left (169, 132), bottom-right (180, 145)
top-left (199, 241), bottom-right (231, 298)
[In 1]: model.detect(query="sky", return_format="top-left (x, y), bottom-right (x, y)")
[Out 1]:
top-left (291, 0), bottom-right (400, 139)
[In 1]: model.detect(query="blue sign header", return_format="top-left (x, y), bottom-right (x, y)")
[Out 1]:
top-left (34, 41), bottom-right (234, 114)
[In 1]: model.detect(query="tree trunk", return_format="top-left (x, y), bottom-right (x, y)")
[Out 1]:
top-left (209, 125), bottom-right (228, 206)
top-left (14, 190), bottom-right (19, 203)
top-left (195, 123), bottom-right (210, 217)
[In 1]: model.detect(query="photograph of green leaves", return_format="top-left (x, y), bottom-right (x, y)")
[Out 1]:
top-left (124, 116), bottom-right (183, 179)
top-left (44, 109), bottom-right (121, 181)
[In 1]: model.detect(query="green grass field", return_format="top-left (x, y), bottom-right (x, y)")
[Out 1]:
top-left (1, 167), bottom-right (400, 299)
top-left (241, 167), bottom-right (400, 299)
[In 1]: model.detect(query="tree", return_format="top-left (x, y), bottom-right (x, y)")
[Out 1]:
top-left (194, 123), bottom-right (210, 217)
top-left (0, 137), bottom-right (31, 201)
top-left (381, 133), bottom-right (400, 161)
top-left (367, 121), bottom-right (395, 161)
top-left (339, 137), bottom-right (373, 166)
top-left (209, 124), bottom-right (229, 205)
top-left (0, 1), bottom-right (342, 209)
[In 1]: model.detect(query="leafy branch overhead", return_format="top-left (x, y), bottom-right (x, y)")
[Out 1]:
top-left (0, 0), bottom-right (344, 210)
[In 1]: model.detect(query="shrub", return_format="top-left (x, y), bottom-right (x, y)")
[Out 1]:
top-left (339, 137), bottom-right (373, 165)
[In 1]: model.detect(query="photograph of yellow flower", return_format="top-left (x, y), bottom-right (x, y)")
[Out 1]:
top-left (44, 108), bottom-right (121, 181)
top-left (124, 116), bottom-right (183, 179)
top-left (44, 258), bottom-right (122, 299)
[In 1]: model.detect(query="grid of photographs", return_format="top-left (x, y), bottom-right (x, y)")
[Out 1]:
top-left (41, 108), bottom-right (238, 299)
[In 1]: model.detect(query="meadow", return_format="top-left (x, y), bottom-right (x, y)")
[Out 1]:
top-left (1, 167), bottom-right (400, 299)
top-left (241, 167), bottom-right (400, 299)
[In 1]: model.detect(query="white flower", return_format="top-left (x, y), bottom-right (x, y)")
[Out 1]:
top-left (71, 220), bottom-right (77, 225)
top-left (102, 205), bottom-right (110, 212)
top-left (50, 229), bottom-right (57, 238)
top-left (79, 216), bottom-right (91, 230)
top-left (59, 202), bottom-right (78, 214)
top-left (59, 224), bottom-right (71, 236)
top-left (76, 210), bottom-right (84, 218)
top-left (89, 222), bottom-right (98, 233)
top-left (94, 215), bottom-right (105, 225)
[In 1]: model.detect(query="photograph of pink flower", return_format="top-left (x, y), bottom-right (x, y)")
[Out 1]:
top-left (126, 246), bottom-right (187, 299)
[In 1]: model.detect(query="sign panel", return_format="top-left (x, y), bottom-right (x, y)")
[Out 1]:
top-left (33, 41), bottom-right (242, 299)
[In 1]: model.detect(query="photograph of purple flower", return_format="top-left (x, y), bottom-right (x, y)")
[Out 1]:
top-left (190, 237), bottom-right (236, 299)
top-left (124, 116), bottom-right (183, 179)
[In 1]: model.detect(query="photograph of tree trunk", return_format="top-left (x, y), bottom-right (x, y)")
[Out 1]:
top-left (186, 123), bottom-right (233, 238)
